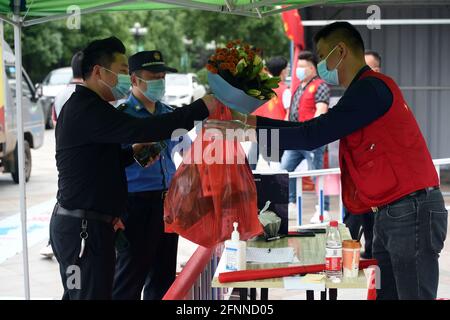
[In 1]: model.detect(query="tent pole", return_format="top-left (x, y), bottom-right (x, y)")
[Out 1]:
top-left (13, 13), bottom-right (31, 300)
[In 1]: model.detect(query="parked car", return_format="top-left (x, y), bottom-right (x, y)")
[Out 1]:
top-left (36, 67), bottom-right (72, 129)
top-left (0, 41), bottom-right (45, 183)
top-left (163, 73), bottom-right (207, 108)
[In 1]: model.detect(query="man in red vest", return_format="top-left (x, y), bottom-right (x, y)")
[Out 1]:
top-left (280, 51), bottom-right (331, 219)
top-left (343, 49), bottom-right (383, 259)
top-left (206, 22), bottom-right (447, 300)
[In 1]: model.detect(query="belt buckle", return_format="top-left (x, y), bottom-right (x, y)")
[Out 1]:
top-left (371, 207), bottom-right (379, 213)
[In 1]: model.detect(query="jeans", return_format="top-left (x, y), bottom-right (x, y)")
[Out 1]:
top-left (373, 188), bottom-right (448, 300)
top-left (280, 147), bottom-right (330, 210)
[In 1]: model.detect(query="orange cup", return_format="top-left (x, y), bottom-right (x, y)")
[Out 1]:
top-left (342, 240), bottom-right (361, 278)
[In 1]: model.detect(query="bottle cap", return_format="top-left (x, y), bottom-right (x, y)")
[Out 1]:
top-left (231, 222), bottom-right (240, 241)
top-left (330, 220), bottom-right (338, 227)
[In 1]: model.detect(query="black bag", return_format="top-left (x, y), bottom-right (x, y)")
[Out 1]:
top-left (253, 173), bottom-right (289, 235)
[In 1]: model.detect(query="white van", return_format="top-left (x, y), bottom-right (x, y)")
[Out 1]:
top-left (0, 40), bottom-right (45, 183)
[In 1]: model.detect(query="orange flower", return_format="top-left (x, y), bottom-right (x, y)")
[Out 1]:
top-left (206, 64), bottom-right (218, 74)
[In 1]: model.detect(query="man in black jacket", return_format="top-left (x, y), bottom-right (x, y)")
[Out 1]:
top-left (50, 37), bottom-right (217, 300)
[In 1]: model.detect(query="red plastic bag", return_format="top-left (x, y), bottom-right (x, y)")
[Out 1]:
top-left (164, 105), bottom-right (263, 247)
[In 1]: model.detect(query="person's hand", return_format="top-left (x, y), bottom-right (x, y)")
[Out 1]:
top-left (204, 119), bottom-right (247, 131)
top-left (132, 143), bottom-right (160, 167)
top-left (112, 218), bottom-right (125, 232)
top-left (201, 95), bottom-right (221, 115)
top-left (230, 109), bottom-right (245, 122)
top-left (203, 119), bottom-right (257, 142)
top-left (143, 154), bottom-right (160, 168)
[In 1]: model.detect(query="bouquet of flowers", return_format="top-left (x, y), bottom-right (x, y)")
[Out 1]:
top-left (206, 40), bottom-right (281, 114)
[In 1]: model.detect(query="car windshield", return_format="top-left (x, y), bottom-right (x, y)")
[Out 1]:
top-left (45, 69), bottom-right (72, 85)
top-left (166, 74), bottom-right (190, 86)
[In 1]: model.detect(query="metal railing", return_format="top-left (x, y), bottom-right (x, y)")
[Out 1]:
top-left (163, 244), bottom-right (229, 300)
top-left (163, 158), bottom-right (450, 300)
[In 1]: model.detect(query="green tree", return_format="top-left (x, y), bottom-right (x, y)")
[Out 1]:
top-left (125, 10), bottom-right (185, 70)
top-left (181, 11), bottom-right (290, 61)
top-left (4, 13), bottom-right (132, 82)
top-left (2, 10), bottom-right (290, 84)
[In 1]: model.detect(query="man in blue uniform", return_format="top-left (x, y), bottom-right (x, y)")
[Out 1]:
top-left (112, 51), bottom-right (190, 300)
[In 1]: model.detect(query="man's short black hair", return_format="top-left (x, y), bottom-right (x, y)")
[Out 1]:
top-left (298, 50), bottom-right (318, 68)
top-left (71, 51), bottom-right (84, 79)
top-left (314, 22), bottom-right (365, 54)
top-left (266, 56), bottom-right (288, 77)
top-left (81, 36), bottom-right (126, 80)
top-left (365, 49), bottom-right (382, 67)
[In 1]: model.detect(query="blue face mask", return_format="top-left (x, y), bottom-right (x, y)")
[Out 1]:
top-left (137, 78), bottom-right (166, 102)
top-left (317, 45), bottom-right (344, 86)
top-left (101, 68), bottom-right (131, 100)
top-left (296, 67), bottom-right (307, 81)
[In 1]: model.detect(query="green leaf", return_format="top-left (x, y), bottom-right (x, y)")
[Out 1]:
top-left (247, 89), bottom-right (261, 97)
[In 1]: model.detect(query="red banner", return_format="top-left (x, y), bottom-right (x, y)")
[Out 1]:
top-left (281, 9), bottom-right (305, 94)
top-left (281, 9), bottom-right (304, 49)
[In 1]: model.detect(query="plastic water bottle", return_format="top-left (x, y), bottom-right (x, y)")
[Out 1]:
top-left (325, 220), bottom-right (343, 282)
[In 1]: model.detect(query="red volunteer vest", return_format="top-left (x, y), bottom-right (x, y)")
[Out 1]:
top-left (298, 77), bottom-right (326, 122)
top-left (340, 70), bottom-right (439, 214)
top-left (252, 82), bottom-right (287, 120)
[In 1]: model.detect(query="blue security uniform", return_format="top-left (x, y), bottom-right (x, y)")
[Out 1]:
top-left (112, 93), bottom-right (189, 300)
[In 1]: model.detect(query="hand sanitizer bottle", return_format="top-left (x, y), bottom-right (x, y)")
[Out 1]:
top-left (225, 222), bottom-right (246, 271)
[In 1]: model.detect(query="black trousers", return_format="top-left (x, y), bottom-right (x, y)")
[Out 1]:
top-left (49, 204), bottom-right (116, 300)
top-left (112, 191), bottom-right (179, 300)
top-left (343, 209), bottom-right (374, 258)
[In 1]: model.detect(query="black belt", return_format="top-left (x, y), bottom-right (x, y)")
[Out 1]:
top-left (129, 190), bottom-right (168, 200)
top-left (371, 186), bottom-right (440, 213)
top-left (55, 204), bottom-right (114, 224)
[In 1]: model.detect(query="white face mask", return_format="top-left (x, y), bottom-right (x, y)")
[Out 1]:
top-left (296, 67), bottom-right (307, 81)
top-left (317, 45), bottom-right (344, 86)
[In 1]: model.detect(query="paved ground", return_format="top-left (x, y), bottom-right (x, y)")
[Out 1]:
top-left (0, 130), bottom-right (449, 299)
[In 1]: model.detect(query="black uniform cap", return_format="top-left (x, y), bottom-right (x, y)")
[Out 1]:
top-left (129, 50), bottom-right (177, 74)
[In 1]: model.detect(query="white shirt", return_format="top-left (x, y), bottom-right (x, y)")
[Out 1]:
top-left (54, 83), bottom-right (77, 118)
top-left (282, 88), bottom-right (292, 110)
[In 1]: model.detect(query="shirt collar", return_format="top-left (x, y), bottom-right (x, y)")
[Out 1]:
top-left (126, 93), bottom-right (162, 114)
top-left (75, 84), bottom-right (101, 99)
top-left (348, 65), bottom-right (371, 88)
